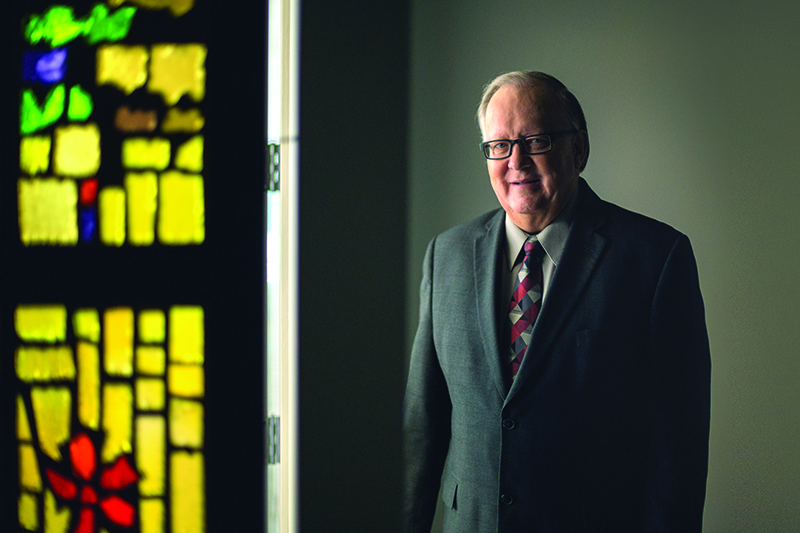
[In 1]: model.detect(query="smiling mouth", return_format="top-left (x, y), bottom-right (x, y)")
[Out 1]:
top-left (511, 178), bottom-right (539, 185)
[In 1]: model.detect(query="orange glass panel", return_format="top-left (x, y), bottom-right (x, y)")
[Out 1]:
top-left (19, 443), bottom-right (43, 491)
top-left (45, 488), bottom-right (71, 532)
top-left (99, 186), bottom-right (126, 246)
top-left (125, 172), bottom-right (158, 245)
top-left (137, 346), bottom-right (166, 376)
top-left (77, 342), bottom-right (100, 430)
top-left (140, 498), bottom-right (165, 533)
top-left (18, 178), bottom-right (78, 245)
top-left (15, 346), bottom-right (75, 382)
top-left (169, 398), bottom-right (203, 448)
top-left (137, 378), bottom-right (166, 410)
top-left (104, 308), bottom-right (134, 376)
top-left (158, 171), bottom-right (204, 244)
top-left (168, 306), bottom-right (204, 364)
top-left (122, 138), bottom-right (170, 170)
top-left (168, 364), bottom-right (204, 398)
top-left (73, 308), bottom-right (100, 342)
top-left (115, 106), bottom-right (158, 132)
top-left (148, 44), bottom-right (206, 105)
top-left (15, 305), bottom-right (67, 342)
top-left (53, 124), bottom-right (101, 177)
top-left (96, 44), bottom-right (149, 94)
top-left (162, 107), bottom-right (204, 133)
top-left (102, 383), bottom-right (133, 462)
top-left (175, 135), bottom-right (203, 172)
top-left (139, 309), bottom-right (166, 343)
top-left (137, 415), bottom-right (166, 496)
top-left (31, 386), bottom-right (71, 460)
top-left (170, 451), bottom-right (205, 533)
top-left (19, 491), bottom-right (39, 530)
top-left (17, 395), bottom-right (33, 441)
top-left (20, 135), bottom-right (51, 175)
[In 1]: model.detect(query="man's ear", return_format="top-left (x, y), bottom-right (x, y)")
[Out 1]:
top-left (573, 130), bottom-right (589, 171)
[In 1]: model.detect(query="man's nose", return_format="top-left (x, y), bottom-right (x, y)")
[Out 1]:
top-left (507, 143), bottom-right (531, 170)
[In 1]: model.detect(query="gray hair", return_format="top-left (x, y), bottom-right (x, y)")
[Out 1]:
top-left (477, 71), bottom-right (589, 169)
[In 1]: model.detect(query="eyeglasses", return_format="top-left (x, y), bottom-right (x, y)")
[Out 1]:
top-left (480, 129), bottom-right (577, 160)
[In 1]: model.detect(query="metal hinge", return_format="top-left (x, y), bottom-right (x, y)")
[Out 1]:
top-left (266, 415), bottom-right (280, 464)
top-left (267, 143), bottom-right (280, 191)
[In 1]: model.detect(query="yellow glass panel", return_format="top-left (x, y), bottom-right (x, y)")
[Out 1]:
top-left (149, 44), bottom-right (206, 105)
top-left (15, 305), bottom-right (67, 342)
top-left (19, 491), bottom-right (39, 530)
top-left (169, 306), bottom-right (204, 363)
top-left (17, 395), bottom-right (33, 441)
top-left (162, 107), bottom-right (204, 133)
top-left (16, 346), bottom-right (75, 382)
top-left (20, 136), bottom-right (51, 175)
top-left (169, 399), bottom-right (204, 448)
top-left (122, 138), bottom-right (171, 170)
top-left (99, 186), bottom-right (126, 246)
top-left (97, 44), bottom-right (148, 94)
top-left (140, 498), bottom-right (165, 533)
top-left (168, 365), bottom-right (204, 398)
top-left (53, 124), bottom-right (100, 177)
top-left (31, 387), bottom-right (71, 460)
top-left (77, 342), bottom-right (100, 430)
top-left (115, 106), bottom-right (157, 132)
top-left (137, 346), bottom-right (166, 376)
top-left (104, 308), bottom-right (134, 376)
top-left (175, 136), bottom-right (203, 172)
top-left (137, 378), bottom-right (166, 410)
top-left (170, 452), bottom-right (205, 533)
top-left (73, 308), bottom-right (100, 342)
top-left (102, 383), bottom-right (133, 462)
top-left (137, 416), bottom-right (166, 496)
top-left (158, 171), bottom-right (204, 244)
top-left (20, 443), bottom-right (43, 491)
top-left (125, 172), bottom-right (158, 245)
top-left (18, 178), bottom-right (78, 245)
top-left (109, 0), bottom-right (196, 17)
top-left (45, 488), bottom-right (71, 533)
top-left (139, 309), bottom-right (166, 343)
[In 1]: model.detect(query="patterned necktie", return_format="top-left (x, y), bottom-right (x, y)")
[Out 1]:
top-left (508, 237), bottom-right (544, 378)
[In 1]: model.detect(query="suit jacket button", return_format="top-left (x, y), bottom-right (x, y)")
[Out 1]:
top-left (500, 494), bottom-right (513, 505)
top-left (502, 419), bottom-right (515, 429)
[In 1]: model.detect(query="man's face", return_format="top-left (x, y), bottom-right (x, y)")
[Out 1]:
top-left (482, 84), bottom-right (586, 233)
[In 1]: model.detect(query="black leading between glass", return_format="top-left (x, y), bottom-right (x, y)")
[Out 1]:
top-left (480, 129), bottom-right (577, 160)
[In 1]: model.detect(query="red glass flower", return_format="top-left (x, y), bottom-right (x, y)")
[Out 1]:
top-left (46, 432), bottom-right (139, 532)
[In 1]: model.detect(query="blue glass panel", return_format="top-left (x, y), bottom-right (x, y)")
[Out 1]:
top-left (23, 49), bottom-right (68, 84)
top-left (80, 208), bottom-right (97, 242)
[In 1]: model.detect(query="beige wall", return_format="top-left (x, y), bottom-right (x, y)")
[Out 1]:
top-left (407, 1), bottom-right (800, 531)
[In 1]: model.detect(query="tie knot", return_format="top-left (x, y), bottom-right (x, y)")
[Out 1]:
top-left (522, 238), bottom-right (543, 260)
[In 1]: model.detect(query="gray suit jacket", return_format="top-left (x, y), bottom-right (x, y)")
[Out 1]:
top-left (403, 179), bottom-right (710, 532)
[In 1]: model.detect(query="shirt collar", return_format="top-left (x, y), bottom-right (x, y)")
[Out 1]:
top-left (505, 186), bottom-right (579, 270)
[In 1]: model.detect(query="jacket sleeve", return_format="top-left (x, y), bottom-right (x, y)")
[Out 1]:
top-left (645, 233), bottom-right (711, 531)
top-left (402, 237), bottom-right (452, 533)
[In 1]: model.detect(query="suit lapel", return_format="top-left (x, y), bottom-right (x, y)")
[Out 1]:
top-left (506, 180), bottom-right (608, 402)
top-left (473, 210), bottom-right (509, 400)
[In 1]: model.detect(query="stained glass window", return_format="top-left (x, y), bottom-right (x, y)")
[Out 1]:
top-left (14, 304), bottom-right (206, 533)
top-left (13, 2), bottom-right (213, 531)
top-left (19, 2), bottom-right (207, 248)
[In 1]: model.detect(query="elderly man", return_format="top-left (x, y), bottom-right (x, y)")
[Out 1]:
top-left (403, 71), bottom-right (710, 532)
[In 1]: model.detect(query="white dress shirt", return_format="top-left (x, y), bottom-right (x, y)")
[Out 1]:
top-left (504, 187), bottom-right (579, 305)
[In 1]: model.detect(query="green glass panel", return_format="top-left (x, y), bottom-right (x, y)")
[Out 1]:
top-left (85, 5), bottom-right (138, 45)
top-left (20, 85), bottom-right (65, 135)
top-left (68, 85), bottom-right (93, 121)
top-left (25, 5), bottom-right (137, 47)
